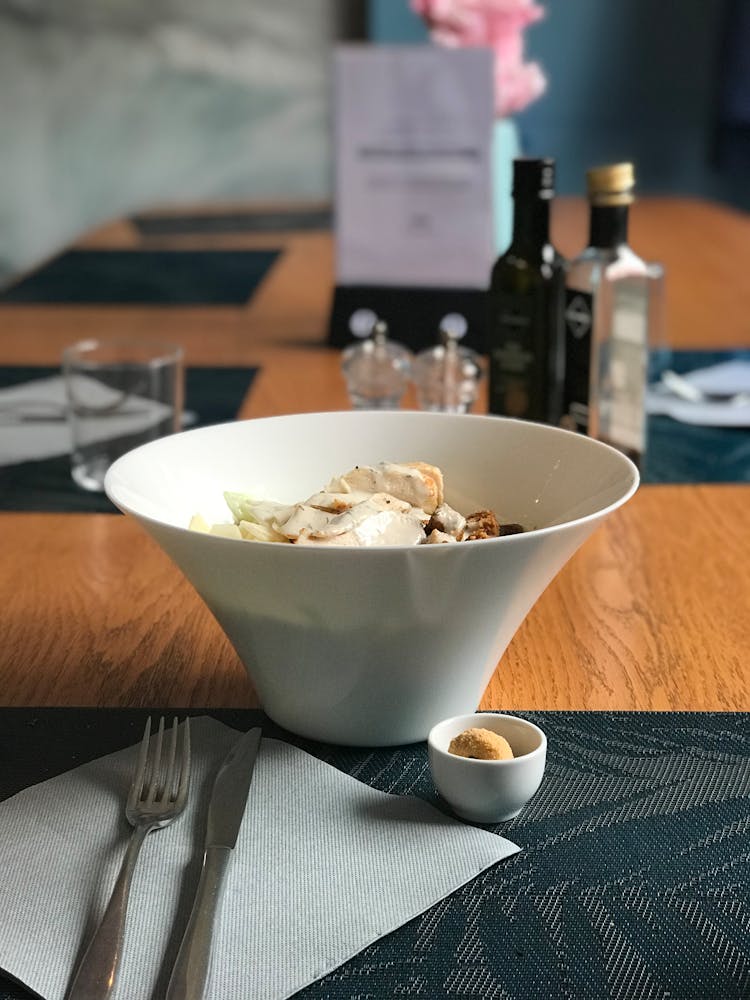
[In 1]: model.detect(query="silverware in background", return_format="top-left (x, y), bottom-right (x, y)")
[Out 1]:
top-left (661, 369), bottom-right (750, 406)
top-left (166, 726), bottom-right (262, 1000)
top-left (67, 716), bottom-right (191, 1000)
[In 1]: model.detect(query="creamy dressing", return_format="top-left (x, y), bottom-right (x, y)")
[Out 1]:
top-left (278, 492), bottom-right (425, 542)
top-left (304, 489), bottom-right (379, 512)
top-left (325, 462), bottom-right (443, 515)
top-left (193, 460), bottom-right (503, 547)
top-left (426, 528), bottom-right (458, 544)
top-left (271, 463), bottom-right (443, 546)
top-left (294, 508), bottom-right (427, 547)
top-left (431, 503), bottom-right (466, 539)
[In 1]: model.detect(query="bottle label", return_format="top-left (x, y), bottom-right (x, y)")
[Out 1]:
top-left (488, 295), bottom-right (537, 417)
top-left (562, 288), bottom-right (593, 432)
top-left (607, 284), bottom-right (647, 451)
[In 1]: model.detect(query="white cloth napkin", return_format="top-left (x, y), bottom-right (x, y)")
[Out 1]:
top-left (0, 717), bottom-right (518, 1000)
top-left (0, 374), bottom-right (193, 467)
top-left (646, 359), bottom-right (750, 426)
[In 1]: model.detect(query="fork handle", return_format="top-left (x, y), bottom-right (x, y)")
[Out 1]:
top-left (166, 845), bottom-right (233, 1000)
top-left (67, 823), bottom-right (152, 999)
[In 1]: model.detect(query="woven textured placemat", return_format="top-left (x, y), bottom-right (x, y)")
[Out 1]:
top-left (131, 208), bottom-right (332, 237)
top-left (0, 708), bottom-right (748, 999)
top-left (0, 249), bottom-right (280, 305)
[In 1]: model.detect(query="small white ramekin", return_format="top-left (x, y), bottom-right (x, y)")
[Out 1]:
top-left (428, 712), bottom-right (547, 823)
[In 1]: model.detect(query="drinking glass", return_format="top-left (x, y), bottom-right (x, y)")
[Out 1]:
top-left (62, 337), bottom-right (183, 492)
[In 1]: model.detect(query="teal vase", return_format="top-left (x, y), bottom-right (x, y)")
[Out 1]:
top-left (492, 118), bottom-right (521, 255)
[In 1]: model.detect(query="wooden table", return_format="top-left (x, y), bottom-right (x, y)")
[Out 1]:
top-left (1, 197), bottom-right (749, 714)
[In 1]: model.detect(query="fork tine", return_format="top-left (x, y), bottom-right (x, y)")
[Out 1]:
top-left (145, 716), bottom-right (165, 804)
top-left (129, 716), bottom-right (190, 807)
top-left (175, 718), bottom-right (191, 807)
top-left (127, 717), bottom-right (152, 812)
top-left (163, 716), bottom-right (179, 800)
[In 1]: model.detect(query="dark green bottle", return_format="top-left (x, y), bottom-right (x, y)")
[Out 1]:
top-left (487, 158), bottom-right (565, 423)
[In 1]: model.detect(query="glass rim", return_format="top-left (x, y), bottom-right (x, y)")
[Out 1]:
top-left (62, 336), bottom-right (184, 368)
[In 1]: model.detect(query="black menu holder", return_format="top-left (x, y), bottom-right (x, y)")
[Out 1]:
top-left (327, 284), bottom-right (489, 355)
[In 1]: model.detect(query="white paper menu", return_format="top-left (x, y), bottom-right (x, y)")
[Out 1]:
top-left (334, 45), bottom-right (495, 289)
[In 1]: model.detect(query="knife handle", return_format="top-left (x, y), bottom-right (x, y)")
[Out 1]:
top-left (166, 845), bottom-right (232, 1000)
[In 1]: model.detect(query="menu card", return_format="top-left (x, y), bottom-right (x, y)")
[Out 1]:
top-left (334, 45), bottom-right (495, 290)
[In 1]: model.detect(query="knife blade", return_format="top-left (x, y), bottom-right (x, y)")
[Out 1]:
top-left (166, 726), bottom-right (262, 1000)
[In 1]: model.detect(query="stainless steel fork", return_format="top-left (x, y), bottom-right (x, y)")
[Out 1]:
top-left (67, 716), bottom-right (191, 1000)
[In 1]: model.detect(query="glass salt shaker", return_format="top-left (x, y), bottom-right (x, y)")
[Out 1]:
top-left (412, 313), bottom-right (483, 413)
top-left (341, 310), bottom-right (413, 409)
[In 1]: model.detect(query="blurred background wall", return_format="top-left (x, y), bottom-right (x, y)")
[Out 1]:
top-left (0, 0), bottom-right (364, 284)
top-left (371, 0), bottom-right (749, 210)
top-left (0, 0), bottom-right (746, 286)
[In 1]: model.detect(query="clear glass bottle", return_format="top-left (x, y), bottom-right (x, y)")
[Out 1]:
top-left (341, 311), bottom-right (412, 409)
top-left (487, 158), bottom-right (565, 424)
top-left (562, 163), bottom-right (661, 469)
top-left (412, 313), bottom-right (483, 413)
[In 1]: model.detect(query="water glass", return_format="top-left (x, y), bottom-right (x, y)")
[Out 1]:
top-left (62, 337), bottom-right (183, 492)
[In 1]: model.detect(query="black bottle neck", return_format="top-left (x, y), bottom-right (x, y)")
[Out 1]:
top-left (510, 194), bottom-right (552, 254)
top-left (588, 204), bottom-right (630, 249)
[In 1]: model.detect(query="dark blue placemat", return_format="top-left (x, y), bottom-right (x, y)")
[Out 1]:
top-left (0, 249), bottom-right (280, 305)
top-left (0, 708), bottom-right (748, 999)
top-left (0, 365), bottom-right (257, 512)
top-left (644, 350), bottom-right (750, 484)
top-left (131, 208), bottom-right (332, 237)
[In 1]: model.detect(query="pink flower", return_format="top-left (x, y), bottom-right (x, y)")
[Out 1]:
top-left (495, 58), bottom-right (546, 116)
top-left (411, 0), bottom-right (547, 117)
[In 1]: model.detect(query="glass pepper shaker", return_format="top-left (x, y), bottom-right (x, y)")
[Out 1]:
top-left (412, 313), bottom-right (483, 413)
top-left (341, 311), bottom-right (413, 410)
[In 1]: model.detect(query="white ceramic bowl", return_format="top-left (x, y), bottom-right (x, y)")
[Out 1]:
top-left (105, 410), bottom-right (638, 746)
top-left (428, 712), bottom-right (547, 822)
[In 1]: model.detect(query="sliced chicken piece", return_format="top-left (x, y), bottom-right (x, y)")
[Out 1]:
top-left (274, 504), bottom-right (336, 540)
top-left (293, 508), bottom-right (427, 547)
top-left (278, 493), bottom-right (428, 542)
top-left (238, 520), bottom-right (290, 543)
top-left (428, 502), bottom-right (466, 540)
top-left (326, 461), bottom-right (443, 514)
top-left (404, 461), bottom-right (444, 509)
top-left (425, 528), bottom-right (458, 544)
top-left (304, 489), bottom-right (410, 514)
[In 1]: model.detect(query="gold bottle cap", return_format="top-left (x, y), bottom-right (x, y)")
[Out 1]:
top-left (586, 163), bottom-right (635, 206)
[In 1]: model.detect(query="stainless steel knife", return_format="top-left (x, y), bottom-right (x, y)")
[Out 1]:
top-left (165, 726), bottom-right (262, 999)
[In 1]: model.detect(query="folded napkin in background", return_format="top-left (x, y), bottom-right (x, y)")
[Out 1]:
top-left (646, 359), bottom-right (750, 426)
top-left (0, 374), bottom-right (194, 468)
top-left (0, 717), bottom-right (518, 1000)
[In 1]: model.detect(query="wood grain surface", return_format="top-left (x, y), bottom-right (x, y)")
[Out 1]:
top-left (1, 485), bottom-right (748, 712)
top-left (0, 197), bottom-right (748, 713)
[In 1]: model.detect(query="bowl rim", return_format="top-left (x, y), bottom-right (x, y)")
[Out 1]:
top-left (104, 410), bottom-right (640, 551)
top-left (428, 712), bottom-right (547, 766)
